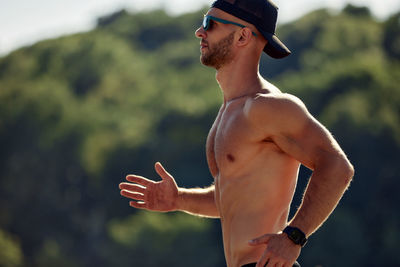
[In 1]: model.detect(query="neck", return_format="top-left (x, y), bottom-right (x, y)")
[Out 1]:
top-left (215, 57), bottom-right (263, 103)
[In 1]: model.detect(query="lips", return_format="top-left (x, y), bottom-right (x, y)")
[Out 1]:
top-left (200, 40), bottom-right (208, 49)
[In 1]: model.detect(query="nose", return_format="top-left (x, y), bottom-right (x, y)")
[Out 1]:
top-left (195, 26), bottom-right (206, 39)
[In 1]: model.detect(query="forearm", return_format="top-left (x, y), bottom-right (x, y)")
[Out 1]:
top-left (289, 157), bottom-right (354, 236)
top-left (176, 185), bottom-right (219, 218)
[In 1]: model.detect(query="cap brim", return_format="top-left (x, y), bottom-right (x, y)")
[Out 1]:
top-left (262, 33), bottom-right (291, 59)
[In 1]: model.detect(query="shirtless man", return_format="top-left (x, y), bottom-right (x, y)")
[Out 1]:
top-left (119, 0), bottom-right (354, 266)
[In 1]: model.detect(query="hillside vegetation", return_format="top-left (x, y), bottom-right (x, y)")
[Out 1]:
top-left (0, 5), bottom-right (399, 267)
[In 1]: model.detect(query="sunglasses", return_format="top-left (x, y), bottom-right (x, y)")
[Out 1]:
top-left (202, 15), bottom-right (257, 36)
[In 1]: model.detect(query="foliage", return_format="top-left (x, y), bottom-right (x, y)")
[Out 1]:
top-left (0, 229), bottom-right (23, 267)
top-left (383, 12), bottom-right (400, 60)
top-left (0, 5), bottom-right (399, 267)
top-left (107, 211), bottom-right (223, 266)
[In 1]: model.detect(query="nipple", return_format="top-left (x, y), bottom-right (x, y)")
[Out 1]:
top-left (227, 154), bottom-right (235, 162)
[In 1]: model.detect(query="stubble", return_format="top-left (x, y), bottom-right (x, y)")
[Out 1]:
top-left (201, 31), bottom-right (235, 70)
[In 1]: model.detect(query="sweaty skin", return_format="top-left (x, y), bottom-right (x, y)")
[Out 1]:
top-left (120, 7), bottom-right (354, 267)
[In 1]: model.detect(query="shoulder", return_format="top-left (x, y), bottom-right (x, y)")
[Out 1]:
top-left (244, 93), bottom-right (309, 125)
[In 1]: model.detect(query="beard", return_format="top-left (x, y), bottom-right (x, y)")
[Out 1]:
top-left (200, 31), bottom-right (235, 70)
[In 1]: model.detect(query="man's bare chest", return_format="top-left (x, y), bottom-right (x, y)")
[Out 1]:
top-left (206, 101), bottom-right (258, 177)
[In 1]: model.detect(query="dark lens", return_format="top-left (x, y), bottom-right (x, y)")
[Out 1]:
top-left (208, 19), bottom-right (214, 30)
top-left (203, 16), bottom-right (214, 31)
top-left (203, 16), bottom-right (209, 30)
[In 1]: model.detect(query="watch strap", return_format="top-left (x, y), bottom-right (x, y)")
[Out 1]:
top-left (283, 226), bottom-right (308, 247)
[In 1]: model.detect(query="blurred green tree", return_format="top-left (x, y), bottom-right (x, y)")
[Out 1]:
top-left (0, 229), bottom-right (23, 267)
top-left (0, 4), bottom-right (399, 267)
top-left (383, 12), bottom-right (400, 60)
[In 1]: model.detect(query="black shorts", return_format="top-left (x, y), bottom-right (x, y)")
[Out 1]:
top-left (241, 261), bottom-right (300, 267)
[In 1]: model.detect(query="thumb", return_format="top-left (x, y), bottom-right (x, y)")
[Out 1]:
top-left (155, 162), bottom-right (174, 181)
top-left (248, 233), bottom-right (273, 246)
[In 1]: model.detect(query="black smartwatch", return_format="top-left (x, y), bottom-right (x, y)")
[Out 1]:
top-left (283, 226), bottom-right (308, 247)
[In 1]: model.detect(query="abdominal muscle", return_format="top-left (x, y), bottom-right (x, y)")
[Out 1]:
top-left (207, 97), bottom-right (301, 266)
top-left (215, 154), bottom-right (300, 267)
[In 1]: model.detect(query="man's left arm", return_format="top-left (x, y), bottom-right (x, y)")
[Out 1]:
top-left (247, 94), bottom-right (354, 267)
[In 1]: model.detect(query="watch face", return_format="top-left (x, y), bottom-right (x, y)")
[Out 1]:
top-left (284, 227), bottom-right (307, 246)
top-left (290, 230), bottom-right (302, 243)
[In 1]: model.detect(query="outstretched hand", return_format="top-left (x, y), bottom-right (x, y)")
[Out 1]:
top-left (248, 232), bottom-right (301, 267)
top-left (119, 162), bottom-right (179, 212)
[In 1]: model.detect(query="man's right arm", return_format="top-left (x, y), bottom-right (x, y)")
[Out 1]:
top-left (178, 185), bottom-right (219, 218)
top-left (119, 162), bottom-right (219, 218)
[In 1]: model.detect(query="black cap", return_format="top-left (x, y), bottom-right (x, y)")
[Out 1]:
top-left (211, 0), bottom-right (291, 59)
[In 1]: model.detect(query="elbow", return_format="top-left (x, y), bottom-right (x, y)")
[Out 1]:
top-left (348, 162), bottom-right (355, 178)
top-left (313, 152), bottom-right (354, 189)
top-left (338, 156), bottom-right (354, 186)
top-left (319, 153), bottom-right (354, 185)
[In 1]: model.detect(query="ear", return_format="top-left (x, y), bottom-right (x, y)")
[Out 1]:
top-left (236, 27), bottom-right (253, 48)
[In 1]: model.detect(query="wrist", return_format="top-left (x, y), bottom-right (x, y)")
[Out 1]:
top-left (176, 187), bottom-right (188, 211)
top-left (283, 226), bottom-right (308, 247)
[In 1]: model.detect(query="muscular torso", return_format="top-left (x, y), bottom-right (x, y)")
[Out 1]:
top-left (206, 93), bottom-right (300, 267)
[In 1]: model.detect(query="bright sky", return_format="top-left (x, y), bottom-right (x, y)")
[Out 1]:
top-left (0, 0), bottom-right (399, 56)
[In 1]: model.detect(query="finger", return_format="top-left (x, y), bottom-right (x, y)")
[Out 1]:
top-left (256, 258), bottom-right (269, 267)
top-left (126, 175), bottom-right (154, 186)
top-left (155, 162), bottom-right (173, 181)
top-left (265, 258), bottom-right (279, 267)
top-left (255, 248), bottom-right (272, 267)
top-left (119, 183), bottom-right (146, 194)
top-left (259, 252), bottom-right (278, 267)
top-left (284, 261), bottom-right (296, 267)
top-left (249, 234), bottom-right (273, 245)
top-left (129, 201), bottom-right (147, 209)
top-left (121, 190), bottom-right (145, 201)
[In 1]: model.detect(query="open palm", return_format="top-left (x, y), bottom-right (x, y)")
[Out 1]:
top-left (119, 162), bottom-right (179, 212)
